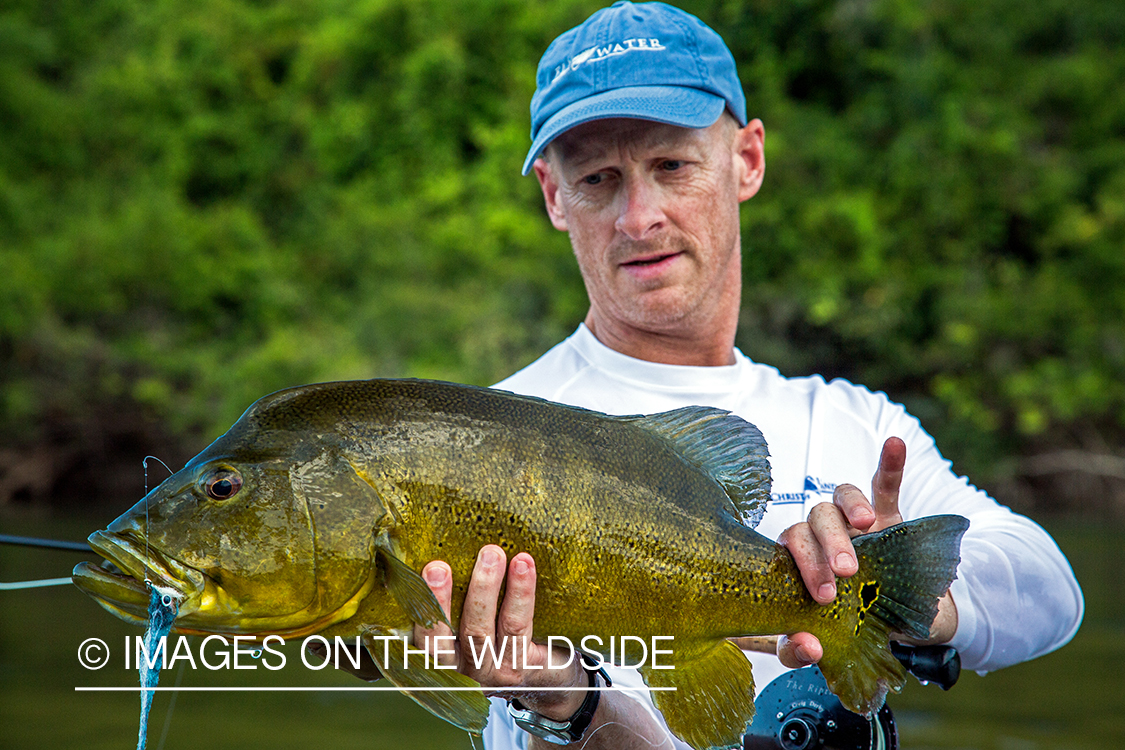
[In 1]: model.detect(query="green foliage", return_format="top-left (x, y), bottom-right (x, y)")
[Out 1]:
top-left (0, 0), bottom-right (589, 447)
top-left (0, 0), bottom-right (1122, 499)
top-left (709, 0), bottom-right (1125, 481)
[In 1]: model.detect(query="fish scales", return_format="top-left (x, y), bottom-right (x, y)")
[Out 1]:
top-left (339, 386), bottom-right (769, 625)
top-left (369, 383), bottom-right (786, 649)
top-left (73, 378), bottom-right (968, 750)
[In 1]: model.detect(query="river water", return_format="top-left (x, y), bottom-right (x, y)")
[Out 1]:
top-left (1, 511), bottom-right (1120, 749)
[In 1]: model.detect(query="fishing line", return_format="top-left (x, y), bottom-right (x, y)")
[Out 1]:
top-left (136, 457), bottom-right (181, 750)
top-left (0, 534), bottom-right (91, 552)
top-left (141, 456), bottom-right (172, 588)
top-left (137, 584), bottom-right (181, 750)
top-left (0, 535), bottom-right (94, 589)
top-left (0, 577), bottom-right (76, 590)
top-left (154, 659), bottom-right (186, 750)
top-left (578, 720), bottom-right (674, 750)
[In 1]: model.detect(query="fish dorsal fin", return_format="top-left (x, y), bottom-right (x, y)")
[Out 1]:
top-left (624, 406), bottom-right (771, 528)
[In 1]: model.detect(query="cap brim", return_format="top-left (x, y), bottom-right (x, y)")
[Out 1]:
top-left (521, 86), bottom-right (727, 175)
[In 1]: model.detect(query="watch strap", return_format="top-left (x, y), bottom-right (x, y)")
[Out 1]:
top-left (508, 655), bottom-right (611, 744)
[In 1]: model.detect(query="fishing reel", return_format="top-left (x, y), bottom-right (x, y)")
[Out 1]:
top-left (743, 645), bottom-right (960, 750)
top-left (742, 666), bottom-right (897, 750)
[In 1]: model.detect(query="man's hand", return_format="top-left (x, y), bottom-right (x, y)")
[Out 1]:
top-left (414, 545), bottom-right (588, 719)
top-left (418, 546), bottom-right (670, 749)
top-left (315, 544), bottom-right (669, 748)
top-left (773, 438), bottom-right (956, 668)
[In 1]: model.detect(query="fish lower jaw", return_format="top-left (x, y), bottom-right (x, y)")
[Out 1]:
top-left (84, 530), bottom-right (203, 605)
top-left (173, 573), bottom-right (379, 640)
top-left (71, 557), bottom-right (202, 624)
top-left (165, 578), bottom-right (258, 631)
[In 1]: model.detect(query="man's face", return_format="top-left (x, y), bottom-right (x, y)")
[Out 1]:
top-left (534, 116), bottom-right (764, 342)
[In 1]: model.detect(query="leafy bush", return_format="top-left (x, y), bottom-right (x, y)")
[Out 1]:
top-left (1, 0), bottom-right (1122, 509)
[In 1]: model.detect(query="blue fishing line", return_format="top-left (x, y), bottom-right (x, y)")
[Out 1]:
top-left (137, 585), bottom-right (179, 750)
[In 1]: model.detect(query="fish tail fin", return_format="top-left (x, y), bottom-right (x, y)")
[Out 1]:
top-left (817, 514), bottom-right (969, 715)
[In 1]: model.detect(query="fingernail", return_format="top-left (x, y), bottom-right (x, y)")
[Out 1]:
top-left (835, 552), bottom-right (855, 571)
top-left (795, 645), bottom-right (814, 664)
top-left (480, 548), bottom-right (500, 569)
top-left (818, 582), bottom-right (836, 601)
top-left (424, 566), bottom-right (447, 586)
top-left (513, 558), bottom-right (529, 576)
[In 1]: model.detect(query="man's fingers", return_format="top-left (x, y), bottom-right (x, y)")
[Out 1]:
top-left (832, 439), bottom-right (908, 535)
top-left (459, 545), bottom-right (507, 648)
top-left (422, 561), bottom-right (454, 626)
top-left (832, 484), bottom-right (876, 534)
top-left (781, 499), bottom-right (871, 605)
top-left (497, 552), bottom-right (536, 639)
top-left (497, 552), bottom-right (537, 672)
top-left (778, 521), bottom-right (836, 604)
top-left (871, 437), bottom-right (906, 529)
top-left (495, 552), bottom-right (569, 687)
top-left (808, 502), bottom-right (858, 578)
top-left (777, 633), bottom-right (822, 669)
top-left (416, 560), bottom-right (457, 667)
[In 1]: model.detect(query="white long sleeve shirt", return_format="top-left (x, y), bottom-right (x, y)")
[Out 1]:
top-left (483, 324), bottom-right (1083, 749)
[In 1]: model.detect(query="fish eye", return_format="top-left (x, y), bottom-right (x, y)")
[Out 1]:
top-left (203, 468), bottom-right (243, 500)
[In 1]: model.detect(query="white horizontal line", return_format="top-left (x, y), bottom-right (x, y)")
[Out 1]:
top-left (75, 686), bottom-right (675, 693)
top-left (0, 577), bottom-right (75, 590)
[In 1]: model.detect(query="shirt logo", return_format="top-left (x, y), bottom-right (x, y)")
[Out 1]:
top-left (803, 476), bottom-right (838, 495)
top-left (552, 38), bottom-right (666, 83)
top-left (770, 476), bottom-right (839, 505)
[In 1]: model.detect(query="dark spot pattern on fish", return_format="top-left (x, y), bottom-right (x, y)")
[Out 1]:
top-left (71, 379), bottom-right (968, 750)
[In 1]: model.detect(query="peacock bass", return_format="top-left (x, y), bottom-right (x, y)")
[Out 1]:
top-left (72, 378), bottom-right (967, 750)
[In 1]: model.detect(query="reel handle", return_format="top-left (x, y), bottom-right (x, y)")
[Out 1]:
top-left (891, 643), bottom-right (961, 690)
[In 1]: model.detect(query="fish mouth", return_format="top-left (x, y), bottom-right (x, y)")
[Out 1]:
top-left (72, 530), bottom-right (205, 626)
top-left (74, 530), bottom-right (379, 639)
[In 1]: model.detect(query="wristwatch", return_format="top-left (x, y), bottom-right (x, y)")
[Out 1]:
top-left (507, 657), bottom-right (612, 745)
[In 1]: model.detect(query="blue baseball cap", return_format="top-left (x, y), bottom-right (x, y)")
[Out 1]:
top-left (522, 1), bottom-right (747, 175)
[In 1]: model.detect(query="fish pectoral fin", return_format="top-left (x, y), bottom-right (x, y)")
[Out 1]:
top-left (641, 639), bottom-right (755, 750)
top-left (375, 541), bottom-right (452, 631)
top-left (362, 632), bottom-right (490, 735)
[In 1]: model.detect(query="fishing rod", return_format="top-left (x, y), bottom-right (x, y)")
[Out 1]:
top-left (0, 533), bottom-right (92, 552)
top-left (0, 533), bottom-right (93, 590)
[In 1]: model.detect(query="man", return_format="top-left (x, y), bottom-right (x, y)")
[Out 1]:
top-left (407, 3), bottom-right (1084, 748)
